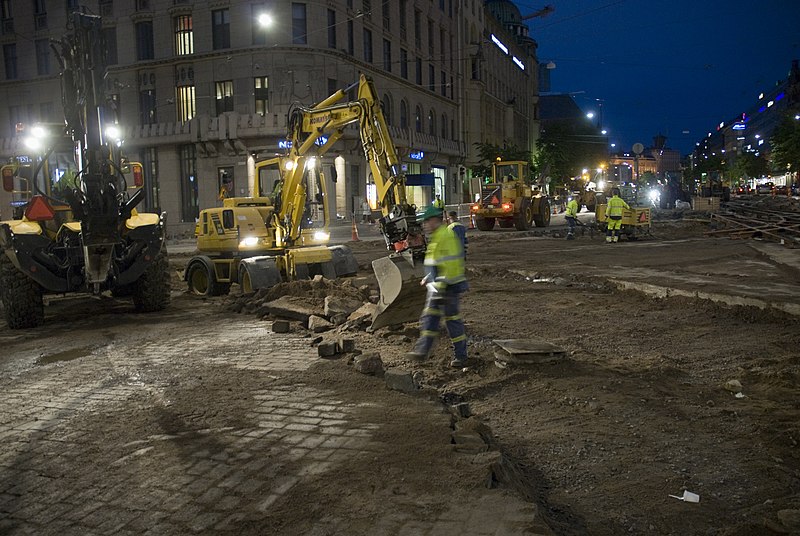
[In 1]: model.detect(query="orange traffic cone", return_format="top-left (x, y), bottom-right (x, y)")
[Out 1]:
top-left (351, 218), bottom-right (360, 241)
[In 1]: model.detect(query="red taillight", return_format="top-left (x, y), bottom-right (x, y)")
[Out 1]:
top-left (132, 163), bottom-right (144, 187)
top-left (25, 195), bottom-right (55, 221)
top-left (470, 204), bottom-right (480, 212)
top-left (502, 203), bottom-right (512, 211)
top-left (2, 166), bottom-right (14, 192)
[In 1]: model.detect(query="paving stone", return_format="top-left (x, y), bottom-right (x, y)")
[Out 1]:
top-left (353, 353), bottom-right (384, 376)
top-left (271, 320), bottom-right (290, 333)
top-left (384, 368), bottom-right (418, 393)
top-left (308, 315), bottom-right (333, 333)
top-left (317, 342), bottom-right (338, 358)
top-left (336, 337), bottom-right (357, 353)
top-left (263, 296), bottom-right (324, 322)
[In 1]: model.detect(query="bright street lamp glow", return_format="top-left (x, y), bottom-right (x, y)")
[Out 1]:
top-left (596, 168), bottom-right (603, 173)
top-left (586, 112), bottom-right (595, 119)
top-left (601, 129), bottom-right (607, 135)
top-left (106, 124), bottom-right (120, 140)
top-left (23, 137), bottom-right (42, 151)
top-left (257, 13), bottom-right (273, 27)
top-left (611, 143), bottom-right (616, 148)
top-left (284, 160), bottom-right (296, 171)
top-left (30, 125), bottom-right (47, 138)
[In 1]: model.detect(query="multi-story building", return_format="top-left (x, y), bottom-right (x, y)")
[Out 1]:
top-left (692, 60), bottom-right (800, 182)
top-left (0, 0), bottom-right (539, 235)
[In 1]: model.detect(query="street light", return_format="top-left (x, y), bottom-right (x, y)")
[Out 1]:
top-left (586, 112), bottom-right (595, 120)
top-left (601, 129), bottom-right (607, 135)
top-left (257, 13), bottom-right (273, 27)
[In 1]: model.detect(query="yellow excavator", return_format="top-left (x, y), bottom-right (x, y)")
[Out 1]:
top-left (185, 74), bottom-right (426, 329)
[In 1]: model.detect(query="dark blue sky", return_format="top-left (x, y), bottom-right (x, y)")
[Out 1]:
top-left (515, 0), bottom-right (800, 154)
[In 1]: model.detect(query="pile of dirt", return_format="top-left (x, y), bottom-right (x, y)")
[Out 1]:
top-left (224, 276), bottom-right (372, 319)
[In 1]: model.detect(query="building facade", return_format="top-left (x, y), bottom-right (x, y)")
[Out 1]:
top-left (0, 0), bottom-right (539, 235)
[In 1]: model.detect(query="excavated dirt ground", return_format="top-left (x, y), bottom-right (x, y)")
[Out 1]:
top-left (2, 211), bottom-right (799, 535)
top-left (284, 217), bottom-right (800, 535)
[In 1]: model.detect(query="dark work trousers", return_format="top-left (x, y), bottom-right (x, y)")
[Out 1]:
top-left (566, 216), bottom-right (576, 234)
top-left (413, 287), bottom-right (467, 360)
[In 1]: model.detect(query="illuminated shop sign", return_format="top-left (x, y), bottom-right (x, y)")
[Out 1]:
top-left (732, 123), bottom-right (746, 131)
top-left (409, 150), bottom-right (424, 160)
top-left (278, 136), bottom-right (328, 149)
top-left (512, 56), bottom-right (525, 70)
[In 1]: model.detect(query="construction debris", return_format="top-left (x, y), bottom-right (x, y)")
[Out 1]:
top-left (707, 196), bottom-right (800, 247)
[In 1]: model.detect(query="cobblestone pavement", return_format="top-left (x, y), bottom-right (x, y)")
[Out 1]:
top-left (0, 295), bottom-right (552, 535)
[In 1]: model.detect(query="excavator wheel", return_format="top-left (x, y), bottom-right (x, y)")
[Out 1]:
top-left (0, 251), bottom-right (44, 329)
top-left (476, 217), bottom-right (495, 231)
top-left (133, 249), bottom-right (172, 311)
top-left (186, 258), bottom-right (229, 297)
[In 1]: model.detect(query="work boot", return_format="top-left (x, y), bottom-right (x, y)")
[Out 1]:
top-left (450, 357), bottom-right (467, 368)
top-left (612, 236), bottom-right (619, 243)
top-left (405, 351), bottom-right (427, 362)
top-left (566, 233), bottom-right (574, 240)
top-left (605, 236), bottom-right (612, 243)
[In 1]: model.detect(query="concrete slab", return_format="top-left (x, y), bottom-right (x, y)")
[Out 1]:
top-left (493, 339), bottom-right (567, 365)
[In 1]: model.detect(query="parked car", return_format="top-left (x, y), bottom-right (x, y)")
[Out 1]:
top-left (774, 185), bottom-right (789, 195)
top-left (755, 182), bottom-right (775, 194)
top-left (736, 185), bottom-right (751, 195)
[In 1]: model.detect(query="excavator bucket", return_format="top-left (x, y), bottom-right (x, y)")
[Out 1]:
top-left (370, 252), bottom-right (427, 330)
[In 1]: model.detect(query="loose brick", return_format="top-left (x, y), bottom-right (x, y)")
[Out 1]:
top-left (271, 320), bottom-right (290, 333)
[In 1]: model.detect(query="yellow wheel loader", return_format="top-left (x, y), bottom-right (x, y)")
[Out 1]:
top-left (185, 75), bottom-right (426, 329)
top-left (470, 161), bottom-right (551, 231)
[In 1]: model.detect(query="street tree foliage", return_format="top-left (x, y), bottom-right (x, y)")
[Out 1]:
top-left (770, 111), bottom-right (800, 173)
top-left (470, 142), bottom-right (533, 181)
top-left (728, 151), bottom-right (770, 181)
top-left (534, 121), bottom-right (607, 188)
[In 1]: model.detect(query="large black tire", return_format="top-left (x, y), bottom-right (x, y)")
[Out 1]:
top-left (533, 199), bottom-right (551, 227)
top-left (0, 252), bottom-right (44, 329)
top-left (133, 249), bottom-right (171, 312)
top-left (476, 217), bottom-right (495, 231)
top-left (499, 219), bottom-right (514, 229)
top-left (514, 202), bottom-right (532, 231)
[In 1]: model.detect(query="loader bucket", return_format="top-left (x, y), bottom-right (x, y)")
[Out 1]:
top-left (370, 253), bottom-right (426, 330)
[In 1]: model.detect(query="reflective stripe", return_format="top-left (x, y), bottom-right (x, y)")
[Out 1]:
top-left (422, 308), bottom-right (442, 316)
top-left (437, 254), bottom-right (463, 263)
top-left (450, 334), bottom-right (466, 343)
top-left (421, 330), bottom-right (438, 337)
top-left (443, 315), bottom-right (461, 321)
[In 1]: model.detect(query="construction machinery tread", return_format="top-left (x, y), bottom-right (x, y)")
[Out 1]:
top-left (133, 248), bottom-right (171, 312)
top-left (0, 250), bottom-right (44, 329)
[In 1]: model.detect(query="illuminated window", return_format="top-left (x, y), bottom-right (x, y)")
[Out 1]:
top-left (215, 80), bottom-right (233, 115)
top-left (174, 15), bottom-right (193, 56)
top-left (254, 76), bottom-right (269, 115)
top-left (176, 83), bottom-right (195, 122)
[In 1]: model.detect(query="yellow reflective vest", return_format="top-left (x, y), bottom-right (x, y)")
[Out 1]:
top-left (424, 224), bottom-right (466, 289)
top-left (566, 199), bottom-right (580, 218)
top-left (606, 195), bottom-right (630, 218)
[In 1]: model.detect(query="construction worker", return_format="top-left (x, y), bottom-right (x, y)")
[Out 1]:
top-left (405, 205), bottom-right (468, 368)
top-left (432, 194), bottom-right (445, 209)
top-left (565, 196), bottom-right (580, 240)
top-left (605, 187), bottom-right (630, 243)
top-left (447, 211), bottom-right (468, 260)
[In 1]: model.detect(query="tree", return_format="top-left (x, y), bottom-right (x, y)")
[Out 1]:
top-left (470, 142), bottom-right (533, 181)
top-left (770, 112), bottom-right (800, 174)
top-left (727, 151), bottom-right (769, 182)
top-left (534, 120), bottom-right (607, 189)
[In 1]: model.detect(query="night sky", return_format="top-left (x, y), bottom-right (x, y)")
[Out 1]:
top-left (516, 0), bottom-right (800, 155)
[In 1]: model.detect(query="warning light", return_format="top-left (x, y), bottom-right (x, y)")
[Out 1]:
top-left (132, 163), bottom-right (144, 187)
top-left (501, 203), bottom-right (512, 211)
top-left (470, 204), bottom-right (480, 212)
top-left (24, 196), bottom-right (55, 221)
top-left (2, 166), bottom-right (14, 192)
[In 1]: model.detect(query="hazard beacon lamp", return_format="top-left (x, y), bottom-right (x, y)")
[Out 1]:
top-left (131, 163), bottom-right (144, 187)
top-left (2, 165), bottom-right (14, 192)
top-left (24, 196), bottom-right (55, 221)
